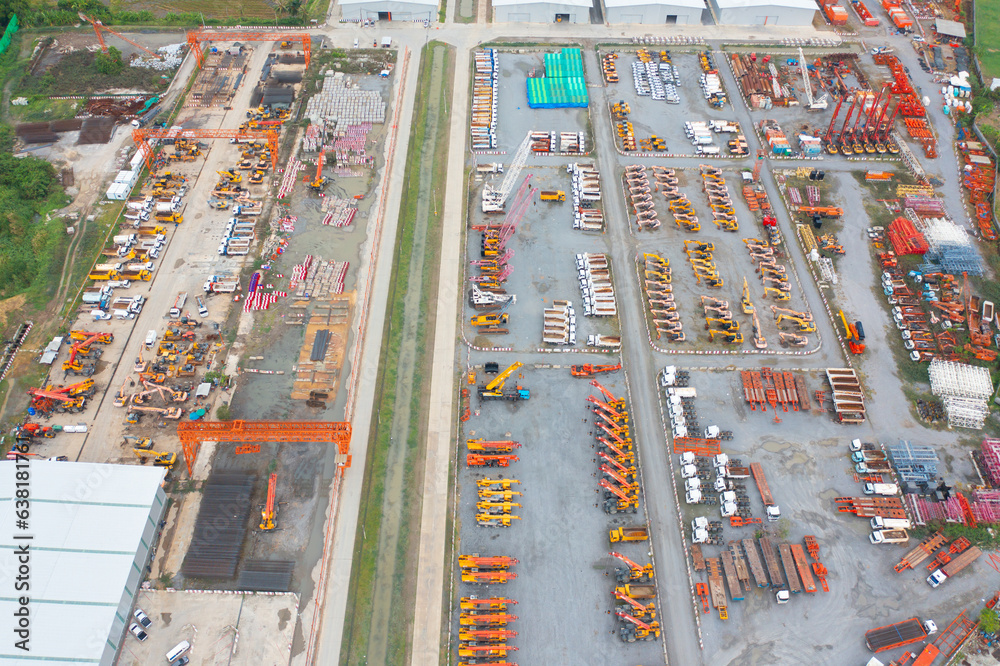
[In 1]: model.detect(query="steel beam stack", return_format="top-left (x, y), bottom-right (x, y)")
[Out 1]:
top-left (886, 440), bottom-right (939, 483)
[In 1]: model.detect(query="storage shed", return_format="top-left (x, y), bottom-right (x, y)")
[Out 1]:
top-left (707, 0), bottom-right (817, 25)
top-left (493, 0), bottom-right (595, 23)
top-left (339, 0), bottom-right (438, 21)
top-left (605, 0), bottom-right (704, 24)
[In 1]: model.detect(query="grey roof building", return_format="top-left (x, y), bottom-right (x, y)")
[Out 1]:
top-left (0, 461), bottom-right (167, 665)
top-left (707, 0), bottom-right (817, 25)
top-left (605, 0), bottom-right (705, 24)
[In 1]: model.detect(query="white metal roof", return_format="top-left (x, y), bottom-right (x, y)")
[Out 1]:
top-left (713, 0), bottom-right (816, 8)
top-left (493, 0), bottom-right (594, 8)
top-left (935, 18), bottom-right (966, 38)
top-left (0, 461), bottom-right (166, 665)
top-left (605, 0), bottom-right (703, 7)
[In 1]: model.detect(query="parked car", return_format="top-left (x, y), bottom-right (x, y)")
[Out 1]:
top-left (128, 623), bottom-right (148, 641)
top-left (133, 609), bottom-right (151, 628)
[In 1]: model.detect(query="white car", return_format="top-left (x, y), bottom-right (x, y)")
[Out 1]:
top-left (133, 608), bottom-right (152, 628)
top-left (128, 623), bottom-right (148, 641)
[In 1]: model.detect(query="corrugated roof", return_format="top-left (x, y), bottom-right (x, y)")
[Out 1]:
top-left (935, 18), bottom-right (966, 38)
top-left (0, 461), bottom-right (165, 665)
top-left (714, 0), bottom-right (815, 8)
top-left (494, 0), bottom-right (594, 8)
top-left (605, 0), bottom-right (703, 7)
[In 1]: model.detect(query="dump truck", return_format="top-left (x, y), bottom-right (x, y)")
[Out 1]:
top-left (852, 449), bottom-right (887, 463)
top-left (870, 529), bottom-right (909, 545)
top-left (927, 546), bottom-right (982, 587)
top-left (856, 460), bottom-right (892, 474)
top-left (864, 482), bottom-right (899, 496)
top-left (615, 584), bottom-right (656, 600)
top-left (865, 617), bottom-right (937, 652)
top-left (169, 292), bottom-right (187, 318)
top-left (540, 190), bottom-right (566, 202)
top-left (610, 525), bottom-right (649, 543)
top-left (119, 269), bottom-right (152, 282)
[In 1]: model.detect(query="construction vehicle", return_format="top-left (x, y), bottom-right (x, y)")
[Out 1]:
top-left (866, 617), bottom-right (937, 652)
top-left (740, 277), bottom-right (754, 314)
top-left (478, 489), bottom-right (521, 501)
top-left (132, 448), bottom-right (176, 468)
top-left (467, 439), bottom-right (520, 453)
top-left (763, 287), bottom-right (790, 301)
top-left (459, 555), bottom-right (518, 570)
top-left (467, 453), bottom-right (519, 467)
top-left (870, 528), bottom-right (909, 544)
top-left (476, 501), bottom-right (521, 514)
top-left (540, 190), bottom-right (565, 202)
top-left (570, 363), bottom-right (621, 377)
top-left (260, 473), bottom-right (278, 530)
top-left (169, 292), bottom-right (188, 318)
top-left (470, 313), bottom-right (509, 328)
top-left (610, 525), bottom-right (649, 543)
top-left (477, 361), bottom-right (529, 401)
top-left (460, 597), bottom-right (517, 611)
top-left (616, 611), bottom-right (661, 642)
top-left (708, 330), bottom-right (743, 344)
top-left (308, 153), bottom-right (329, 193)
top-left (131, 406), bottom-right (183, 419)
top-left (775, 315), bottom-right (816, 333)
top-left (609, 551), bottom-right (654, 583)
top-left (456, 645), bottom-right (517, 659)
top-left (477, 478), bottom-right (520, 489)
top-left (460, 571), bottom-right (516, 586)
top-left (600, 478), bottom-right (638, 514)
top-left (927, 546), bottom-right (982, 587)
top-left (476, 513), bottom-right (521, 527)
top-left (14, 423), bottom-right (56, 440)
top-left (705, 318), bottom-right (739, 332)
top-left (839, 310), bottom-right (866, 353)
top-left (62, 332), bottom-right (113, 376)
top-left (459, 613), bottom-right (518, 627)
top-left (123, 435), bottom-right (152, 450)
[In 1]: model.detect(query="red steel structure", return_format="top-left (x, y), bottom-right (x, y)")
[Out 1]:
top-left (187, 31), bottom-right (312, 68)
top-left (177, 420), bottom-right (351, 475)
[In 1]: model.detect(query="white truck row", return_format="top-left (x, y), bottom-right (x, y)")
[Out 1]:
top-left (542, 300), bottom-right (576, 346)
top-left (576, 253), bottom-right (616, 317)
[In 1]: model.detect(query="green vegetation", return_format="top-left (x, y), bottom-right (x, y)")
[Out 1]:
top-left (19, 0), bottom-right (313, 26)
top-left (215, 403), bottom-right (232, 420)
top-left (981, 607), bottom-right (1000, 634)
top-left (976, 1), bottom-right (1000, 81)
top-left (340, 41), bottom-right (452, 666)
top-left (912, 521), bottom-right (1000, 550)
top-left (14, 48), bottom-right (171, 97)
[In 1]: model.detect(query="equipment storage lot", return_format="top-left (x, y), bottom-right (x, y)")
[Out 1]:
top-left (627, 167), bottom-right (817, 351)
top-left (600, 48), bottom-right (742, 157)
top-left (664, 368), bottom-right (985, 665)
top-left (464, 165), bottom-right (620, 351)
top-left (491, 51), bottom-right (591, 154)
top-left (119, 590), bottom-right (297, 665)
top-left (454, 368), bottom-right (662, 664)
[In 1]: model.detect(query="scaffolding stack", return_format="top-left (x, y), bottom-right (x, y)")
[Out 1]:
top-left (887, 440), bottom-right (939, 483)
top-left (903, 493), bottom-right (966, 526)
top-left (971, 489), bottom-right (1000, 524)
top-left (918, 217), bottom-right (985, 276)
top-left (929, 359), bottom-right (994, 429)
top-left (979, 439), bottom-right (1000, 487)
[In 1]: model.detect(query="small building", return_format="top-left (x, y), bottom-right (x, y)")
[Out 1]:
top-left (493, 0), bottom-right (594, 23)
top-left (935, 18), bottom-right (966, 40)
top-left (604, 0), bottom-right (704, 24)
top-left (708, 0), bottom-right (817, 25)
top-left (0, 461), bottom-right (167, 665)
top-left (339, 0), bottom-right (438, 21)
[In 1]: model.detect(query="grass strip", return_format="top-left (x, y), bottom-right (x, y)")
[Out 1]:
top-left (339, 41), bottom-right (453, 666)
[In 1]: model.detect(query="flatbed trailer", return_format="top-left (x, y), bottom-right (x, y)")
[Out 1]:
top-left (705, 557), bottom-right (728, 617)
top-left (720, 550), bottom-right (744, 601)
top-left (742, 538), bottom-right (769, 588)
top-left (790, 543), bottom-right (817, 593)
top-left (750, 462), bottom-right (779, 520)
top-left (779, 544), bottom-right (802, 593)
top-left (836, 496), bottom-right (907, 519)
top-left (865, 617), bottom-right (931, 652)
top-left (729, 542), bottom-right (751, 589)
top-left (759, 537), bottom-right (785, 587)
top-left (894, 531), bottom-right (946, 572)
top-left (691, 543), bottom-right (706, 572)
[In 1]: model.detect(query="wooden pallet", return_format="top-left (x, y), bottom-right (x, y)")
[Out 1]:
top-left (721, 551), bottom-right (744, 601)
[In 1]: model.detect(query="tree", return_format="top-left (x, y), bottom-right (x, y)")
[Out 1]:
top-left (94, 45), bottom-right (124, 76)
top-left (0, 0), bottom-right (29, 27)
top-left (981, 608), bottom-right (1000, 635)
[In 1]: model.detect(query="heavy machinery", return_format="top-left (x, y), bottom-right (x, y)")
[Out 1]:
top-left (217, 168), bottom-right (241, 183)
top-left (478, 478), bottom-right (520, 490)
top-left (477, 361), bottom-right (529, 401)
top-left (614, 590), bottom-right (655, 619)
top-left (476, 513), bottom-right (521, 527)
top-left (705, 317), bottom-right (739, 332)
top-left (78, 13), bottom-right (163, 59)
top-left (763, 287), bottom-right (790, 301)
top-left (616, 611), bottom-right (661, 642)
top-left (600, 478), bottom-right (638, 514)
top-left (571, 363), bottom-right (621, 377)
top-left (131, 406), bottom-right (183, 419)
top-left (260, 472), bottom-right (277, 530)
top-left (478, 489), bottom-right (521, 501)
top-left (839, 310), bottom-right (866, 354)
top-left (470, 312), bottom-right (509, 327)
top-left (123, 435), bottom-right (153, 450)
top-left (62, 332), bottom-right (114, 375)
top-left (741, 277), bottom-right (754, 314)
top-left (308, 153), bottom-right (329, 192)
top-left (467, 453), bottom-right (519, 467)
top-left (132, 448), bottom-right (176, 468)
top-left (27, 381), bottom-right (94, 415)
top-left (458, 628), bottom-right (518, 642)
top-left (751, 310), bottom-right (767, 349)
top-left (460, 597), bottom-right (517, 611)
top-left (467, 439), bottom-right (520, 453)
top-left (459, 555), bottom-right (519, 569)
top-left (609, 551), bottom-right (654, 583)
top-left (14, 423), bottom-right (56, 440)
top-left (775, 315), bottom-right (816, 332)
top-left (798, 47), bottom-right (828, 110)
top-left (476, 501), bottom-right (522, 514)
top-left (610, 525), bottom-right (649, 543)
top-left (709, 330), bottom-right (744, 344)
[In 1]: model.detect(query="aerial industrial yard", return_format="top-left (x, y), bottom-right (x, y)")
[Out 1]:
top-left (0, 0), bottom-right (999, 665)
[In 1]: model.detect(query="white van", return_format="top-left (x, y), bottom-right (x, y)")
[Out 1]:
top-left (145, 330), bottom-right (157, 348)
top-left (166, 640), bottom-right (190, 662)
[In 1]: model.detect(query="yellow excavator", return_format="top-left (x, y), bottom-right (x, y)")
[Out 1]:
top-left (705, 318), bottom-right (739, 332)
top-left (741, 277), bottom-right (754, 314)
top-left (709, 329), bottom-right (744, 344)
top-left (217, 169), bottom-right (241, 183)
top-left (763, 287), bottom-right (790, 301)
top-left (775, 315), bottom-right (815, 332)
top-left (132, 448), bottom-right (176, 468)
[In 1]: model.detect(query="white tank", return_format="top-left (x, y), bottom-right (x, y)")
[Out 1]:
top-left (966, 101), bottom-right (973, 113)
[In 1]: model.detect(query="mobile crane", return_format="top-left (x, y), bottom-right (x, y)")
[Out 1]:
top-left (460, 597), bottom-right (518, 611)
top-left (62, 331), bottom-right (114, 375)
top-left (609, 551), bottom-right (654, 583)
top-left (839, 310), bottom-right (866, 354)
top-left (570, 363), bottom-right (621, 377)
top-left (600, 478), bottom-right (638, 514)
top-left (477, 361), bottom-right (529, 401)
top-left (616, 611), bottom-right (661, 642)
top-left (458, 555), bottom-right (519, 569)
top-left (477, 478), bottom-right (520, 489)
top-left (260, 472), bottom-right (277, 530)
top-left (614, 590), bottom-right (655, 619)
top-left (307, 153), bottom-right (329, 193)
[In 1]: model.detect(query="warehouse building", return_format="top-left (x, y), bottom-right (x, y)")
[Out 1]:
top-left (339, 0), bottom-right (438, 22)
top-left (708, 0), bottom-right (817, 25)
top-left (0, 461), bottom-right (167, 665)
top-left (493, 0), bottom-right (595, 23)
top-left (605, 0), bottom-right (704, 23)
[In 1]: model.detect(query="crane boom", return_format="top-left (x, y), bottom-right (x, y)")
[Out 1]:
top-left (616, 610), bottom-right (652, 630)
top-left (484, 361), bottom-right (523, 392)
top-left (260, 472), bottom-right (277, 530)
top-left (79, 13), bottom-right (163, 59)
top-left (482, 133), bottom-right (532, 212)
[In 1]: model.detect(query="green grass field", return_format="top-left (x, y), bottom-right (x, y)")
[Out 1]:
top-left (977, 1), bottom-right (1000, 80)
top-left (114, 0), bottom-right (290, 22)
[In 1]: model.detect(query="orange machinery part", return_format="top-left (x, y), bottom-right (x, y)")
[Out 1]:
top-left (177, 420), bottom-right (351, 476)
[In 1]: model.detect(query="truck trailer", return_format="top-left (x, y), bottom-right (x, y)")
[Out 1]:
top-left (865, 617), bottom-right (937, 652)
top-left (927, 546), bottom-right (982, 587)
top-left (870, 529), bottom-right (909, 545)
top-left (610, 525), bottom-right (649, 543)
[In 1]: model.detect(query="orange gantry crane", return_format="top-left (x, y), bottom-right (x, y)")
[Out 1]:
top-left (260, 472), bottom-right (277, 530)
top-left (78, 13), bottom-right (163, 59)
top-left (187, 30), bottom-right (312, 68)
top-left (132, 128), bottom-right (280, 172)
top-left (176, 420), bottom-right (351, 476)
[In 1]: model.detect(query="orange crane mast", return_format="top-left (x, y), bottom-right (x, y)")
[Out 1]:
top-left (260, 473), bottom-right (277, 530)
top-left (78, 13), bottom-right (163, 59)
